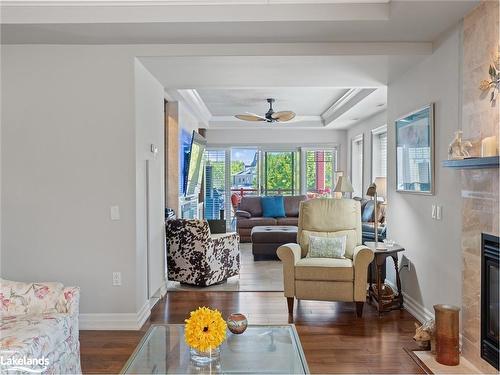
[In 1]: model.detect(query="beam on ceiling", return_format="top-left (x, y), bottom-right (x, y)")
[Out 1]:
top-left (1, 2), bottom-right (389, 24)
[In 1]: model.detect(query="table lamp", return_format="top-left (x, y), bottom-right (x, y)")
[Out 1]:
top-left (333, 176), bottom-right (354, 198)
top-left (366, 179), bottom-right (385, 249)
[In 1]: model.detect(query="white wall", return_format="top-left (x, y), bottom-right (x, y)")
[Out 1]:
top-left (206, 128), bottom-right (348, 172)
top-left (346, 110), bottom-right (387, 196)
top-left (1, 46), bottom-right (138, 316)
top-left (134, 60), bottom-right (165, 313)
top-left (386, 25), bottom-right (463, 320)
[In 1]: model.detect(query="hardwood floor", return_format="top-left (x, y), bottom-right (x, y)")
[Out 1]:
top-left (80, 292), bottom-right (423, 374)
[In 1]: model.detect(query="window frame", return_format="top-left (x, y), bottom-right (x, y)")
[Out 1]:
top-left (350, 134), bottom-right (364, 198)
top-left (300, 147), bottom-right (338, 196)
top-left (370, 124), bottom-right (388, 183)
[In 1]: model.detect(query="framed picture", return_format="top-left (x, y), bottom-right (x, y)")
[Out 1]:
top-left (395, 103), bottom-right (434, 195)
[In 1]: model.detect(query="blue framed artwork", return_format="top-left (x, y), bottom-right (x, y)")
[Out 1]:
top-left (395, 103), bottom-right (434, 195)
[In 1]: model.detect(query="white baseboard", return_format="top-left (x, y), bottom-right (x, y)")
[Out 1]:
top-left (79, 281), bottom-right (170, 330)
top-left (80, 301), bottom-right (151, 330)
top-left (385, 280), bottom-right (434, 323)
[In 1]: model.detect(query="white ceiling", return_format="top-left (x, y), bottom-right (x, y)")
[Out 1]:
top-left (1, 1), bottom-right (478, 44)
top-left (196, 88), bottom-right (349, 116)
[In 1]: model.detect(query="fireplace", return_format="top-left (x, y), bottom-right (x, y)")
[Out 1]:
top-left (481, 233), bottom-right (499, 370)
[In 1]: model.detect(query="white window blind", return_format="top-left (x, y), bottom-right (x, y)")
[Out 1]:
top-left (204, 150), bottom-right (227, 220)
top-left (372, 125), bottom-right (387, 179)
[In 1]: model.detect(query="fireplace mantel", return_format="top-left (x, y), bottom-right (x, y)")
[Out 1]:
top-left (442, 156), bottom-right (499, 169)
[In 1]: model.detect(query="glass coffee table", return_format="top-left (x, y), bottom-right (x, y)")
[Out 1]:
top-left (121, 324), bottom-right (309, 374)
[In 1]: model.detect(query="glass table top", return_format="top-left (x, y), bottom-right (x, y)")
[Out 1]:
top-left (121, 324), bottom-right (309, 374)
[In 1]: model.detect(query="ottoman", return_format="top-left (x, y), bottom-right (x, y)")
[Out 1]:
top-left (251, 226), bottom-right (298, 261)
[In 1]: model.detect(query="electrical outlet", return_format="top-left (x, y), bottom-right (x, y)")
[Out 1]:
top-left (436, 205), bottom-right (442, 220)
top-left (431, 204), bottom-right (436, 219)
top-left (112, 272), bottom-right (122, 286)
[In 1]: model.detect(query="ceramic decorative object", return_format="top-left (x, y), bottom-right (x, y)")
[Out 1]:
top-left (448, 130), bottom-right (472, 160)
top-left (434, 304), bottom-right (460, 366)
top-left (227, 313), bottom-right (248, 334)
top-left (184, 307), bottom-right (227, 364)
top-left (413, 319), bottom-right (436, 353)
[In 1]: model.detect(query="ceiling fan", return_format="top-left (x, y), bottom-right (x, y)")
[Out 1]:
top-left (235, 98), bottom-right (296, 123)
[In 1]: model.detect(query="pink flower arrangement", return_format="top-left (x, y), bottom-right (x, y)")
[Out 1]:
top-left (0, 293), bottom-right (10, 310)
top-left (34, 285), bottom-right (49, 299)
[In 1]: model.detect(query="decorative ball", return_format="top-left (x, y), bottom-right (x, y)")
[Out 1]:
top-left (227, 313), bottom-right (248, 334)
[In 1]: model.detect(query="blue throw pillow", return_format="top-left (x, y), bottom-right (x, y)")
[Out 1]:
top-left (261, 196), bottom-right (286, 218)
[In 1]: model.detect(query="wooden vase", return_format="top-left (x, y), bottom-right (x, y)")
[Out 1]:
top-left (434, 304), bottom-right (460, 366)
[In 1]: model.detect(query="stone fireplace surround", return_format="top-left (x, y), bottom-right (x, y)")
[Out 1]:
top-left (460, 1), bottom-right (499, 372)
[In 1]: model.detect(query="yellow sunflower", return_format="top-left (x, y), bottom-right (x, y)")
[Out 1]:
top-left (184, 307), bottom-right (227, 352)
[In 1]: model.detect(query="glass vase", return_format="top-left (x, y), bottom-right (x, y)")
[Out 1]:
top-left (190, 345), bottom-right (221, 364)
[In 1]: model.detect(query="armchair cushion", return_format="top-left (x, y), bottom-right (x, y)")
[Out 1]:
top-left (295, 257), bottom-right (353, 281)
top-left (238, 196), bottom-right (262, 217)
top-left (306, 235), bottom-right (347, 259)
top-left (235, 209), bottom-right (251, 218)
top-left (299, 229), bottom-right (358, 259)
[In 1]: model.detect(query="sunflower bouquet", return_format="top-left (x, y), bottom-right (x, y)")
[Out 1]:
top-left (184, 307), bottom-right (227, 353)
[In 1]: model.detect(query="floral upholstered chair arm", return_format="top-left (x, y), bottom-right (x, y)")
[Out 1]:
top-left (0, 279), bottom-right (69, 316)
top-left (56, 286), bottom-right (80, 316)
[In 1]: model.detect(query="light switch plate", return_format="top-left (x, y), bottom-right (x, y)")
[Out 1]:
top-left (112, 272), bottom-right (122, 286)
top-left (431, 204), bottom-right (436, 219)
top-left (436, 205), bottom-right (442, 220)
top-left (110, 206), bottom-right (120, 221)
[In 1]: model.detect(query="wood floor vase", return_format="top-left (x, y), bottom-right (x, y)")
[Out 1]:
top-left (434, 304), bottom-right (460, 366)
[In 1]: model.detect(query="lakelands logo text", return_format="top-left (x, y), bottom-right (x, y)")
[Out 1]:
top-left (0, 356), bottom-right (50, 367)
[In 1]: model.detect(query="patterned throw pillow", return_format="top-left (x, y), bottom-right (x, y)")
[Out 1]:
top-left (307, 235), bottom-right (347, 259)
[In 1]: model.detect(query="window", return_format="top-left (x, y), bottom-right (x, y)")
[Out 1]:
top-left (264, 151), bottom-right (300, 195)
top-left (304, 149), bottom-right (337, 197)
top-left (351, 135), bottom-right (364, 198)
top-left (230, 149), bottom-right (259, 196)
top-left (204, 150), bottom-right (227, 220)
top-left (371, 125), bottom-right (387, 180)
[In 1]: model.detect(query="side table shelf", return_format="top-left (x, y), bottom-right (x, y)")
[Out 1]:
top-left (365, 242), bottom-right (405, 315)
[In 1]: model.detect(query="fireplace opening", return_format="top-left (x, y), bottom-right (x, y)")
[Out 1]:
top-left (481, 233), bottom-right (499, 370)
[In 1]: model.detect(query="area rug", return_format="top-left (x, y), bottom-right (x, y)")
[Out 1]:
top-left (166, 243), bottom-right (284, 292)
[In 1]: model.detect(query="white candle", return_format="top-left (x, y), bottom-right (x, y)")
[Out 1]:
top-left (481, 136), bottom-right (498, 157)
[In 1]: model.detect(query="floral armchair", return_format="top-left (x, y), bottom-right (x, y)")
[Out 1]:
top-left (166, 219), bottom-right (240, 286)
top-left (0, 279), bottom-right (81, 374)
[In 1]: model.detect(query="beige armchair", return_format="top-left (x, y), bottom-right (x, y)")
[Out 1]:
top-left (277, 198), bottom-right (374, 317)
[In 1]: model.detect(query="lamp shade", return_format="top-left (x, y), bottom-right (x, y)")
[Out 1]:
top-left (333, 176), bottom-right (354, 193)
top-left (374, 177), bottom-right (387, 201)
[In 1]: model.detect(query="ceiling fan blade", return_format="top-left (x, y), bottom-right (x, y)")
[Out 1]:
top-left (271, 111), bottom-right (296, 122)
top-left (235, 114), bottom-right (265, 122)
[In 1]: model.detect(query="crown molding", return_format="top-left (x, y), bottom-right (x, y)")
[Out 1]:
top-left (321, 88), bottom-right (376, 126)
top-left (165, 88), bottom-right (212, 126)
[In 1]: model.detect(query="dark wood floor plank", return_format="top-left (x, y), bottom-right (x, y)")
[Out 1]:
top-left (80, 291), bottom-right (423, 374)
